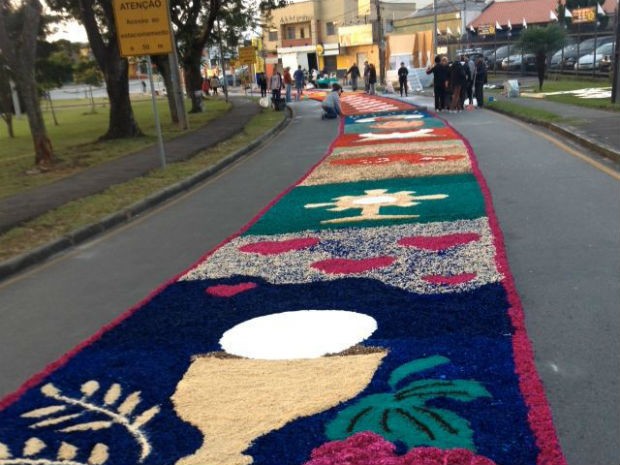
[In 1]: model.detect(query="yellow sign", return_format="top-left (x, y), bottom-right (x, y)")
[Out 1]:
top-left (477, 24), bottom-right (496, 36)
top-left (572, 7), bottom-right (596, 24)
top-left (238, 46), bottom-right (257, 64)
top-left (358, 0), bottom-right (371, 16)
top-left (113, 0), bottom-right (173, 57)
top-left (338, 24), bottom-right (374, 47)
top-left (316, 44), bottom-right (324, 56)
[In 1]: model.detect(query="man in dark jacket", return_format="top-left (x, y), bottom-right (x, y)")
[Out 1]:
top-left (347, 63), bottom-right (361, 91)
top-left (397, 62), bottom-right (409, 97)
top-left (449, 58), bottom-right (467, 112)
top-left (426, 55), bottom-right (449, 111)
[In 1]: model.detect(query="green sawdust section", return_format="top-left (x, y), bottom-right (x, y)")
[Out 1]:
top-left (245, 174), bottom-right (486, 236)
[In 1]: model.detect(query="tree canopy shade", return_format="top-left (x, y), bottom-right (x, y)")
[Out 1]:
top-left (0, 0), bottom-right (54, 166)
top-left (517, 24), bottom-right (566, 90)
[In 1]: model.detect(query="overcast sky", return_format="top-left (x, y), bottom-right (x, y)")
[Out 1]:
top-left (48, 18), bottom-right (88, 43)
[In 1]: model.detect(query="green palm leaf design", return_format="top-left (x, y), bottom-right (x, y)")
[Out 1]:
top-left (325, 356), bottom-right (491, 450)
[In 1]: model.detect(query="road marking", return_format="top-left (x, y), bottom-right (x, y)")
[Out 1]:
top-left (494, 111), bottom-right (620, 181)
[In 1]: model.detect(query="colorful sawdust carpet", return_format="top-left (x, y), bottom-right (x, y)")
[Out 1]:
top-left (0, 94), bottom-right (567, 465)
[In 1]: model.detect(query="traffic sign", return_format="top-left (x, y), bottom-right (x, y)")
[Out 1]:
top-left (238, 46), bottom-right (256, 64)
top-left (113, 0), bottom-right (173, 57)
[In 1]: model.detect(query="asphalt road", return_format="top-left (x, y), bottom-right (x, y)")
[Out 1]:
top-left (0, 98), bottom-right (618, 464)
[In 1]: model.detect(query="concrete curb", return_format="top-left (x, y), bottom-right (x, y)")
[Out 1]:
top-left (0, 106), bottom-right (294, 282)
top-left (486, 105), bottom-right (620, 164)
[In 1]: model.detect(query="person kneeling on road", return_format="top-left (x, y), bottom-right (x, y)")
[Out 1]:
top-left (321, 83), bottom-right (343, 119)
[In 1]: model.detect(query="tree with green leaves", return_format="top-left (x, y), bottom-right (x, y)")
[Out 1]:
top-left (170, 0), bottom-right (286, 113)
top-left (46, 0), bottom-right (144, 140)
top-left (0, 0), bottom-right (54, 167)
top-left (517, 24), bottom-right (566, 90)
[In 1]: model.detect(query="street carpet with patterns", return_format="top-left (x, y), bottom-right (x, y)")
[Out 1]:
top-left (0, 94), bottom-right (567, 465)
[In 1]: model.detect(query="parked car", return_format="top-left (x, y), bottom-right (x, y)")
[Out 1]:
top-left (575, 42), bottom-right (616, 70)
top-left (501, 53), bottom-right (536, 71)
top-left (551, 36), bottom-right (614, 69)
top-left (486, 44), bottom-right (514, 70)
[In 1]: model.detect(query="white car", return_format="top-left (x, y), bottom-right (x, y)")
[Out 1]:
top-left (575, 42), bottom-right (615, 70)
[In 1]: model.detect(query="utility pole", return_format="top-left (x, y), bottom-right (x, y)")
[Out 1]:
top-left (375, 0), bottom-right (386, 84)
top-left (612, 0), bottom-right (620, 103)
top-left (168, 44), bottom-right (189, 130)
top-left (433, 0), bottom-right (438, 57)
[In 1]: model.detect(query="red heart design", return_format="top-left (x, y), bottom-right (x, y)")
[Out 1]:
top-left (206, 282), bottom-right (258, 298)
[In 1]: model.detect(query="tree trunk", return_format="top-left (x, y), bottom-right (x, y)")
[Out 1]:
top-left (0, 0), bottom-right (54, 167)
top-left (185, 46), bottom-right (204, 113)
top-left (1, 113), bottom-right (14, 138)
top-left (19, 79), bottom-right (53, 166)
top-left (76, 0), bottom-right (142, 140)
top-left (152, 54), bottom-right (179, 124)
top-left (100, 57), bottom-right (143, 140)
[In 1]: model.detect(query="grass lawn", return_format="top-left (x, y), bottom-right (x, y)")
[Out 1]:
top-left (488, 75), bottom-right (619, 112)
top-left (486, 100), bottom-right (564, 123)
top-left (0, 96), bottom-right (231, 199)
top-left (485, 74), bottom-right (619, 114)
top-left (0, 106), bottom-right (285, 262)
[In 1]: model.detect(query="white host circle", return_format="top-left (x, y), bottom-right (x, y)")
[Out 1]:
top-left (219, 310), bottom-right (378, 360)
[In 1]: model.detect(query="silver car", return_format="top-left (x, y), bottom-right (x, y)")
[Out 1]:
top-left (575, 42), bottom-right (616, 70)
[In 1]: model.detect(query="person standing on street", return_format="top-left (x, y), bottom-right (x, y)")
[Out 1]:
top-left (270, 70), bottom-right (283, 102)
top-left (363, 61), bottom-right (370, 92)
top-left (449, 58), bottom-right (466, 112)
top-left (464, 55), bottom-right (476, 106)
top-left (257, 73), bottom-right (267, 97)
top-left (293, 65), bottom-right (305, 101)
top-left (426, 55), bottom-right (448, 112)
top-left (210, 75), bottom-right (220, 96)
top-left (397, 62), bottom-right (409, 97)
top-left (283, 67), bottom-right (293, 102)
top-left (368, 63), bottom-right (377, 95)
top-left (347, 63), bottom-right (361, 91)
top-left (474, 57), bottom-right (487, 108)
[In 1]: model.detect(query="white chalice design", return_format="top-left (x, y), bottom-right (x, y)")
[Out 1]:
top-left (171, 310), bottom-right (386, 465)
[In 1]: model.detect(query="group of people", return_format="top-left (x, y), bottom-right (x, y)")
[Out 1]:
top-left (346, 61), bottom-right (378, 94)
top-left (426, 54), bottom-right (487, 112)
top-left (201, 75), bottom-right (221, 96)
top-left (258, 65), bottom-right (307, 104)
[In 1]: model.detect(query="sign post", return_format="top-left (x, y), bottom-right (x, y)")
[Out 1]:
top-left (113, 0), bottom-right (174, 169)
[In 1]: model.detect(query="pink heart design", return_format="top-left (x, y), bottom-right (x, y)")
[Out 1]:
top-left (206, 282), bottom-right (258, 298)
top-left (311, 257), bottom-right (396, 275)
top-left (398, 233), bottom-right (481, 251)
top-left (239, 237), bottom-right (320, 255)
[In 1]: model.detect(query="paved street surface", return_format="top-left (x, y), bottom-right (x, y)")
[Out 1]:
top-left (0, 97), bottom-right (619, 464)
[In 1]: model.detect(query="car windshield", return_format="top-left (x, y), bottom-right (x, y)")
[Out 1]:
top-left (595, 43), bottom-right (614, 54)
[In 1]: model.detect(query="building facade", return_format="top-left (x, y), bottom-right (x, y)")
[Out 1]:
top-left (261, 0), bottom-right (416, 77)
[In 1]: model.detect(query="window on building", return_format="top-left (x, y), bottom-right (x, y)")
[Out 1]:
top-left (326, 21), bottom-right (336, 35)
top-left (268, 30), bottom-right (278, 41)
top-left (286, 27), bottom-right (295, 40)
top-left (300, 27), bottom-right (305, 38)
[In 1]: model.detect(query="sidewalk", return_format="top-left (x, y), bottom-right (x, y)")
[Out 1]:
top-left (0, 97), bottom-right (261, 235)
top-left (413, 78), bottom-right (620, 163)
top-left (0, 96), bottom-right (294, 280)
top-left (487, 83), bottom-right (620, 163)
